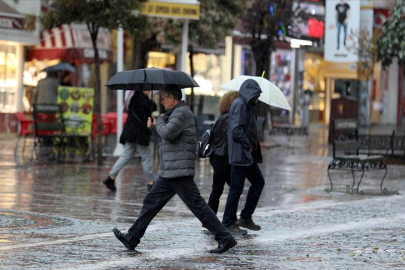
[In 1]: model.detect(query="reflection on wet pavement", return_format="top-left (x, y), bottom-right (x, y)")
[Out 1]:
top-left (1, 126), bottom-right (405, 269)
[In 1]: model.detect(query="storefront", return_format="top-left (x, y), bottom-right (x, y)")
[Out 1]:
top-left (0, 0), bottom-right (41, 132)
top-left (303, 52), bottom-right (325, 124)
top-left (25, 23), bottom-right (113, 113)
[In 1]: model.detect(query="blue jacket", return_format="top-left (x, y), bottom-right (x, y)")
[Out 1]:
top-left (228, 79), bottom-right (263, 166)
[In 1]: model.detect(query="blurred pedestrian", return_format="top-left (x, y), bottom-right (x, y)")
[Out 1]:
top-left (103, 90), bottom-right (157, 192)
top-left (222, 79), bottom-right (265, 232)
top-left (112, 85), bottom-right (237, 254)
top-left (124, 90), bottom-right (134, 112)
top-left (205, 91), bottom-right (248, 234)
top-left (35, 71), bottom-right (59, 104)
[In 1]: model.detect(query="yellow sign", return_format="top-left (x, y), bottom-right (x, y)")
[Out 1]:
top-left (324, 61), bottom-right (358, 79)
top-left (57, 86), bottom-right (94, 136)
top-left (141, 1), bottom-right (200, 19)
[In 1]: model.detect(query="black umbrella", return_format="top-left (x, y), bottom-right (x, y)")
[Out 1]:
top-left (105, 67), bottom-right (199, 91)
top-left (42, 62), bottom-right (76, 73)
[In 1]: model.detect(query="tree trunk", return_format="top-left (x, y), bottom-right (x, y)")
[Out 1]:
top-left (133, 37), bottom-right (141, 70)
top-left (138, 40), bottom-right (150, 69)
top-left (198, 95), bottom-right (204, 115)
top-left (89, 25), bottom-right (103, 166)
top-left (251, 39), bottom-right (271, 77)
top-left (250, 38), bottom-right (271, 119)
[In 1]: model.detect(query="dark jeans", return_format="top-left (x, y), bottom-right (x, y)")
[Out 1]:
top-left (208, 154), bottom-right (231, 214)
top-left (222, 162), bottom-right (265, 228)
top-left (127, 176), bottom-right (233, 246)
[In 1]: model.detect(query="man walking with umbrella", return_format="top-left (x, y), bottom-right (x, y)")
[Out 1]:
top-left (112, 85), bottom-right (237, 253)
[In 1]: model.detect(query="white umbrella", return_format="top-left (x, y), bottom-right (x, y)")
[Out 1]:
top-left (220, 75), bottom-right (291, 111)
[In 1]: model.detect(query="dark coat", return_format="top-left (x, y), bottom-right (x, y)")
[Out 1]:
top-left (212, 113), bottom-right (229, 157)
top-left (119, 91), bottom-right (157, 146)
top-left (227, 79), bottom-right (263, 166)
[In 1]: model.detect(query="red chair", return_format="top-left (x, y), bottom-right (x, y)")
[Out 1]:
top-left (103, 112), bottom-right (127, 135)
top-left (91, 114), bottom-right (112, 140)
top-left (90, 114), bottom-right (114, 159)
top-left (14, 112), bottom-right (36, 155)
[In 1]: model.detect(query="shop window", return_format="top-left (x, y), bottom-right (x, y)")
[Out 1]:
top-left (0, 43), bottom-right (17, 112)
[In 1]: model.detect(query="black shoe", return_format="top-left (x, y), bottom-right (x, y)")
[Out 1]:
top-left (209, 238), bottom-right (237, 254)
top-left (236, 217), bottom-right (261, 231)
top-left (103, 176), bottom-right (116, 191)
top-left (226, 223), bottom-right (248, 235)
top-left (112, 228), bottom-right (136, 250)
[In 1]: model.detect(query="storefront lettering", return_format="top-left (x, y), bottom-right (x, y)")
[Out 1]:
top-left (183, 8), bottom-right (197, 16)
top-left (84, 49), bottom-right (107, 59)
top-left (0, 16), bottom-right (24, 30)
top-left (0, 18), bottom-right (12, 29)
top-left (155, 5), bottom-right (169, 14)
top-left (171, 7), bottom-right (181, 14)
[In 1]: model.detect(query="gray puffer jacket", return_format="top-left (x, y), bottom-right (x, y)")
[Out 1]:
top-left (155, 101), bottom-right (197, 178)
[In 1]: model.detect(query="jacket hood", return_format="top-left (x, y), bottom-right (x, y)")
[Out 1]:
top-left (238, 79), bottom-right (262, 104)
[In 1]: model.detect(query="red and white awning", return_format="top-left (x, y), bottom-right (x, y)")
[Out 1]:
top-left (26, 24), bottom-right (113, 64)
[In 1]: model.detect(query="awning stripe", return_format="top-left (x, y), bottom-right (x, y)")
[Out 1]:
top-left (53, 27), bottom-right (62, 47)
top-left (43, 30), bottom-right (51, 48)
top-left (27, 23), bottom-right (113, 64)
top-left (63, 24), bottom-right (72, 47)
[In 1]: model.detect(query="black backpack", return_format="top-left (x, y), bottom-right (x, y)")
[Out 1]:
top-left (198, 127), bottom-right (215, 158)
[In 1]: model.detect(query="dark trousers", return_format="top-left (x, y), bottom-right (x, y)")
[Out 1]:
top-left (208, 154), bottom-right (231, 214)
top-left (127, 176), bottom-right (233, 246)
top-left (222, 162), bottom-right (265, 228)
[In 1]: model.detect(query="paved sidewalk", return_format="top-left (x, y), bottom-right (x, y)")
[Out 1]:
top-left (1, 125), bottom-right (405, 269)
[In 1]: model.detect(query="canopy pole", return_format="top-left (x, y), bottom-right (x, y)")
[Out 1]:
top-left (113, 25), bottom-right (124, 156)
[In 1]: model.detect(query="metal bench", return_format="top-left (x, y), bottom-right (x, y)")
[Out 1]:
top-left (269, 108), bottom-right (309, 147)
top-left (327, 119), bottom-right (388, 195)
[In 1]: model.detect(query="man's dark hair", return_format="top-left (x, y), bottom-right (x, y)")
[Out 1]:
top-left (160, 85), bottom-right (182, 100)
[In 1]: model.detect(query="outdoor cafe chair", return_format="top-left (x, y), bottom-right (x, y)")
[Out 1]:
top-left (14, 112), bottom-right (36, 156)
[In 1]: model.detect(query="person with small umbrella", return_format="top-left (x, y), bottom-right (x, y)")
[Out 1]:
top-left (204, 91), bottom-right (249, 235)
top-left (222, 79), bottom-right (265, 232)
top-left (112, 85), bottom-right (237, 254)
top-left (35, 71), bottom-right (59, 104)
top-left (35, 62), bottom-right (76, 104)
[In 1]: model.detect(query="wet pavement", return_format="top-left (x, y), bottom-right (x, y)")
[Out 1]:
top-left (1, 125), bottom-right (405, 269)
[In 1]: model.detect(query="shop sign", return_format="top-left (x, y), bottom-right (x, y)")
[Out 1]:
top-left (0, 15), bottom-right (24, 30)
top-left (324, 0), bottom-right (360, 78)
top-left (57, 86), bottom-right (94, 140)
top-left (141, 1), bottom-right (200, 19)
